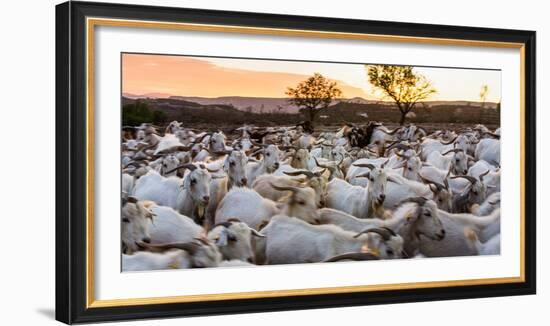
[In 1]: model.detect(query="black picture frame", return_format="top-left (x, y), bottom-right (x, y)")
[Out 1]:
top-left (56, 1), bottom-right (536, 324)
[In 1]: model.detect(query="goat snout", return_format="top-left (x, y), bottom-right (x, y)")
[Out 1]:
top-left (273, 162), bottom-right (280, 169)
top-left (436, 229), bottom-right (446, 240)
top-left (202, 195), bottom-right (210, 203)
top-left (142, 237), bottom-right (151, 244)
top-left (241, 178), bottom-right (248, 186)
top-left (378, 194), bottom-right (386, 203)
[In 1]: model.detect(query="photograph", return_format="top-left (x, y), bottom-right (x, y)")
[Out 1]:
top-left (120, 53), bottom-right (502, 271)
top-left (51, 1), bottom-right (537, 323)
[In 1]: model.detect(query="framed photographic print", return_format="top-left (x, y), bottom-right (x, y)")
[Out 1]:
top-left (56, 1), bottom-right (536, 324)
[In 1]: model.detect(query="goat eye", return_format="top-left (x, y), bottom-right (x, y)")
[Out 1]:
top-left (230, 162), bottom-right (235, 166)
top-left (386, 249), bottom-right (394, 256)
top-left (191, 179), bottom-right (196, 185)
top-left (122, 218), bottom-right (130, 223)
top-left (424, 211), bottom-right (431, 217)
top-left (266, 153), bottom-right (270, 156)
top-left (473, 191), bottom-right (478, 195)
top-left (298, 200), bottom-right (306, 205)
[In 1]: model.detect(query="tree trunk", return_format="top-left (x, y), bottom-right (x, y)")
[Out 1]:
top-left (305, 108), bottom-right (317, 124)
top-left (399, 111), bottom-right (407, 125)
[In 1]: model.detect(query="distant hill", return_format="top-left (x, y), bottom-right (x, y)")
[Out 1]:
top-left (123, 92), bottom-right (173, 99)
top-left (122, 96), bottom-right (499, 127)
top-left (125, 93), bottom-right (497, 113)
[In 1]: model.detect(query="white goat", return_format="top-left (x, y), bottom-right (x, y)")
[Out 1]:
top-left (318, 197), bottom-right (445, 257)
top-left (418, 208), bottom-right (500, 256)
top-left (121, 197), bottom-right (155, 254)
top-left (475, 138), bottom-right (500, 166)
top-left (148, 205), bottom-right (204, 244)
top-left (207, 219), bottom-right (265, 263)
top-left (259, 215), bottom-right (404, 264)
top-left (253, 169), bottom-right (328, 207)
top-left (464, 228), bottom-right (500, 255)
top-left (215, 184), bottom-right (319, 229)
top-left (122, 239), bottom-right (222, 271)
top-left (247, 144), bottom-right (281, 185)
top-left (133, 164), bottom-right (214, 224)
top-left (327, 163), bottom-right (400, 218)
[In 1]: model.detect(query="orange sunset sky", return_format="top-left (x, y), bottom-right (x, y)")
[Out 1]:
top-left (122, 53), bottom-right (501, 102)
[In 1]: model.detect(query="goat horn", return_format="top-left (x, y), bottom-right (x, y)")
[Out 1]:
top-left (126, 196), bottom-right (138, 204)
top-left (355, 171), bottom-right (371, 179)
top-left (486, 132), bottom-right (501, 139)
top-left (354, 227), bottom-right (394, 241)
top-left (248, 227), bottom-right (266, 238)
top-left (442, 148), bottom-right (463, 156)
top-left (479, 170), bottom-right (490, 182)
top-left (418, 175), bottom-right (444, 191)
top-left (123, 161), bottom-right (143, 168)
top-left (250, 148), bottom-right (264, 157)
top-left (324, 252), bottom-right (380, 262)
top-left (165, 163), bottom-right (197, 174)
top-left (212, 150), bottom-right (232, 155)
top-left (399, 196), bottom-right (428, 206)
top-left (314, 168), bottom-right (327, 177)
top-left (269, 182), bottom-right (299, 193)
top-left (389, 143), bottom-right (412, 153)
top-left (313, 157), bottom-right (330, 169)
top-left (284, 170), bottom-right (314, 179)
top-left (440, 135), bottom-right (458, 145)
top-left (380, 158), bottom-right (390, 169)
top-left (353, 163), bottom-right (376, 170)
top-left (193, 133), bottom-right (210, 143)
top-left (381, 226), bottom-right (397, 237)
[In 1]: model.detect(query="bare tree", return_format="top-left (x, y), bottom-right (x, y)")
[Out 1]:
top-left (367, 65), bottom-right (436, 125)
top-left (286, 73), bottom-right (343, 124)
top-left (479, 84), bottom-right (489, 108)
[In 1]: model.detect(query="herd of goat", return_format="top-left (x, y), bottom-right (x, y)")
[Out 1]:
top-left (121, 120), bottom-right (501, 271)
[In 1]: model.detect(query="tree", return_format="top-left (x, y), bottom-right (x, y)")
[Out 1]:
top-left (479, 84), bottom-right (489, 108)
top-left (367, 65), bottom-right (436, 125)
top-left (122, 100), bottom-right (153, 126)
top-left (286, 73), bottom-right (343, 123)
top-left (152, 110), bottom-right (168, 124)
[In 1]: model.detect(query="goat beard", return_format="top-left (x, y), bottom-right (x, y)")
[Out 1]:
top-left (196, 203), bottom-right (206, 219)
top-left (370, 201), bottom-right (387, 219)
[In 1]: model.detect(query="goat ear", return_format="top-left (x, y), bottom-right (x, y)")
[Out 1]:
top-left (215, 228), bottom-right (229, 247)
top-left (387, 175), bottom-right (402, 185)
top-left (405, 212), bottom-right (418, 224)
top-left (249, 227), bottom-right (266, 238)
top-left (394, 160), bottom-right (406, 169)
